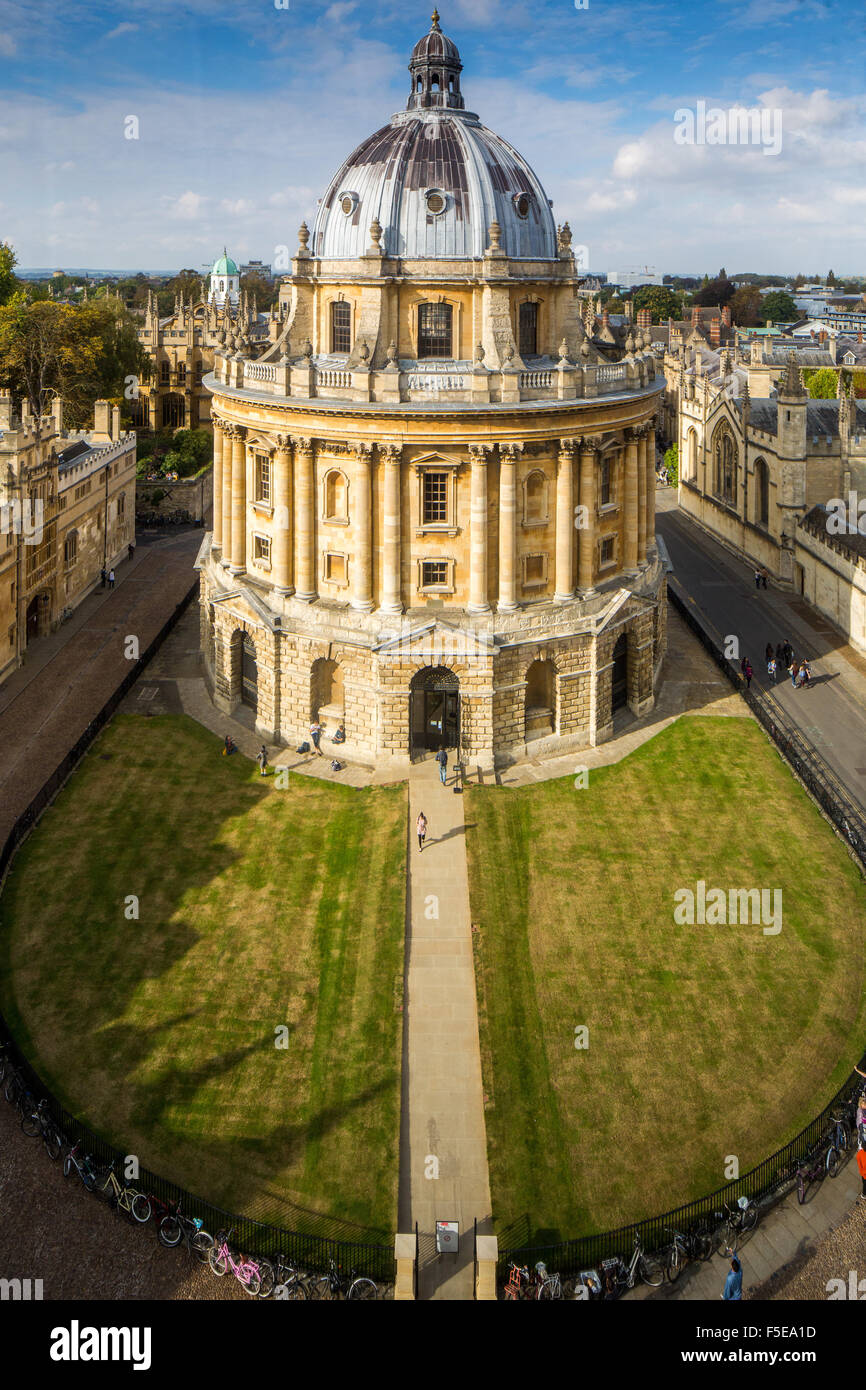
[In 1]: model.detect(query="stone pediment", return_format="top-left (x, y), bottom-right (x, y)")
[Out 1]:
top-left (409, 449), bottom-right (466, 468)
top-left (374, 616), bottom-right (495, 661)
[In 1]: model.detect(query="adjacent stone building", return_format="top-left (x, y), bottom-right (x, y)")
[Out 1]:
top-left (0, 393), bottom-right (136, 684)
top-left (197, 13), bottom-right (666, 767)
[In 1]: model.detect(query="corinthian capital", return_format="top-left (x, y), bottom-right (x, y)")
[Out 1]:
top-left (291, 435), bottom-right (314, 454)
top-left (558, 437), bottom-right (577, 459)
top-left (468, 443), bottom-right (492, 465)
top-left (498, 441), bottom-right (524, 462)
top-left (274, 433), bottom-right (293, 453)
top-left (352, 441), bottom-right (373, 462)
top-left (379, 443), bottom-right (403, 464)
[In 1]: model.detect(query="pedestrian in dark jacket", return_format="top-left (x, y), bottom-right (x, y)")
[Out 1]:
top-left (765, 643), bottom-right (774, 664)
top-left (435, 746), bottom-right (448, 785)
top-left (723, 1258), bottom-right (743, 1300)
top-left (743, 659), bottom-right (753, 689)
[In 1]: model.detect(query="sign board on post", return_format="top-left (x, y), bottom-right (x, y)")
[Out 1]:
top-left (436, 1220), bottom-right (459, 1254)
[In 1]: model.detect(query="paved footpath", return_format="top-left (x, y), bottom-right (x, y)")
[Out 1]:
top-left (398, 758), bottom-right (493, 1299)
top-left (630, 1144), bottom-right (861, 1300)
top-left (657, 491), bottom-right (866, 817)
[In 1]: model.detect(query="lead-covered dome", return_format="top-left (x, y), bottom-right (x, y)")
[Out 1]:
top-left (312, 13), bottom-right (557, 262)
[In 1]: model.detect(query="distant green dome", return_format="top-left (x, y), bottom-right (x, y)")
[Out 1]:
top-left (211, 251), bottom-right (238, 276)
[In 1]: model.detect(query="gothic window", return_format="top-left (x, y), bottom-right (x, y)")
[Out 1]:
top-left (519, 302), bottom-right (538, 357)
top-left (713, 426), bottom-right (738, 507)
top-left (418, 302), bottom-right (452, 359)
top-left (331, 301), bottom-right (351, 355)
top-left (755, 457), bottom-right (769, 527)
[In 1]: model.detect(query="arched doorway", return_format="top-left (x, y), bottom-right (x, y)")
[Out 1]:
top-left (311, 656), bottom-right (344, 728)
top-left (241, 633), bottom-right (258, 710)
top-left (524, 658), bottom-right (555, 741)
top-left (410, 666), bottom-right (459, 754)
top-left (611, 633), bottom-right (629, 712)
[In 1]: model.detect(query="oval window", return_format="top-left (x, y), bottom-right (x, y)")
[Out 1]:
top-left (341, 195), bottom-right (354, 215)
top-left (515, 193), bottom-right (530, 218)
top-left (426, 189), bottom-right (446, 214)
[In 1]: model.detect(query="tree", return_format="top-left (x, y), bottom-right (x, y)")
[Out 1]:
top-left (0, 242), bottom-right (18, 306)
top-left (161, 427), bottom-right (212, 478)
top-left (851, 369), bottom-right (866, 399)
top-left (760, 290), bottom-right (798, 324)
top-left (718, 268), bottom-right (727, 280)
top-left (793, 273), bottom-right (806, 288)
top-left (827, 270), bottom-right (836, 286)
top-left (240, 271), bottom-right (278, 312)
top-left (802, 367), bottom-right (839, 399)
top-left (0, 297), bottom-right (148, 426)
top-left (167, 268), bottom-right (205, 301)
top-left (663, 442), bottom-right (678, 485)
top-left (632, 284), bottom-right (683, 323)
top-left (693, 276), bottom-right (736, 308)
top-left (730, 285), bottom-right (763, 326)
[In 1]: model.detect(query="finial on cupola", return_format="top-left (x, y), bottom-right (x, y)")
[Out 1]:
top-left (431, 7), bottom-right (441, 29)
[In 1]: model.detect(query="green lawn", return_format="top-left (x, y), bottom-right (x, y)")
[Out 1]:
top-left (0, 714), bottom-right (406, 1239)
top-left (466, 716), bottom-right (866, 1245)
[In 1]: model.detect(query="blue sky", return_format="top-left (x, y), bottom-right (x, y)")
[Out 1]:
top-left (1, 0), bottom-right (863, 273)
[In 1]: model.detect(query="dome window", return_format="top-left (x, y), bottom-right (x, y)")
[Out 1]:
top-left (425, 188), bottom-right (447, 215)
top-left (514, 192), bottom-right (531, 219)
top-left (339, 191), bottom-right (359, 216)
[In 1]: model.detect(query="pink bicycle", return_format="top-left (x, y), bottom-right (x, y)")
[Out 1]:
top-left (208, 1228), bottom-right (275, 1297)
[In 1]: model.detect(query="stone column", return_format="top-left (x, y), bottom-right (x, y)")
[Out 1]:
top-left (497, 441), bottom-right (522, 612)
top-left (351, 442), bottom-right (374, 612)
top-left (212, 419), bottom-right (223, 553)
top-left (273, 434), bottom-right (293, 595)
top-left (578, 436), bottom-right (598, 596)
top-left (637, 428), bottom-right (648, 564)
top-left (646, 420), bottom-right (657, 554)
top-left (380, 444), bottom-right (403, 614)
top-left (468, 444), bottom-right (491, 614)
top-left (293, 436), bottom-right (316, 601)
top-left (221, 424), bottom-right (234, 568)
top-left (229, 425), bottom-right (246, 574)
top-left (624, 430), bottom-right (639, 574)
top-left (554, 438), bottom-right (576, 603)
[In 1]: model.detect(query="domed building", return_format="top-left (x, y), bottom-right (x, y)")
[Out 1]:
top-left (198, 11), bottom-right (666, 767)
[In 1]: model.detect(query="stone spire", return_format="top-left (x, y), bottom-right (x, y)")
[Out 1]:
top-left (779, 349), bottom-right (806, 399)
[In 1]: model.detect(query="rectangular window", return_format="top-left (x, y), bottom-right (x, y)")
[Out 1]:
top-left (253, 534), bottom-right (271, 566)
top-left (177, 363), bottom-right (186, 384)
top-left (160, 361), bottom-right (170, 382)
top-left (117, 492), bottom-right (125, 518)
top-left (600, 458), bottom-right (612, 507)
top-left (600, 536), bottom-right (615, 565)
top-left (255, 455), bottom-right (271, 505)
top-left (325, 552), bottom-right (346, 584)
top-left (423, 471), bottom-right (448, 525)
top-left (519, 302), bottom-right (538, 357)
top-left (523, 553), bottom-right (545, 585)
top-left (421, 560), bottom-right (448, 588)
top-left (64, 531), bottom-right (78, 566)
top-left (418, 302), bottom-right (452, 359)
top-left (331, 301), bottom-right (351, 354)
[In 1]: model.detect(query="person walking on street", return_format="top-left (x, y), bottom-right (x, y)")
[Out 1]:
top-left (740, 657), bottom-right (753, 689)
top-left (416, 810), bottom-right (427, 852)
top-left (310, 720), bottom-right (323, 756)
top-left (760, 567), bottom-right (769, 589)
top-left (100, 566), bottom-right (107, 589)
top-left (258, 745), bottom-right (268, 777)
top-left (799, 658), bottom-right (812, 687)
top-left (790, 659), bottom-right (800, 688)
top-left (782, 640), bottom-right (793, 669)
top-left (722, 1258), bottom-right (743, 1300)
top-left (128, 542), bottom-right (135, 562)
top-left (108, 568), bottom-right (115, 589)
top-left (765, 642), bottom-right (774, 665)
top-left (754, 568), bottom-right (762, 590)
top-left (435, 745), bottom-right (448, 785)
top-left (767, 656), bottom-right (776, 684)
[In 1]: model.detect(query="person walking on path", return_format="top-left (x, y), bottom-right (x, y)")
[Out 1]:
top-left (310, 720), bottom-right (323, 756)
top-left (741, 658), bottom-right (753, 689)
top-left (128, 542), bottom-right (135, 562)
top-left (765, 642), bottom-right (774, 665)
top-left (857, 1146), bottom-right (866, 1202)
top-left (257, 745), bottom-right (268, 777)
top-left (760, 567), bottom-right (769, 589)
top-left (416, 810), bottom-right (427, 852)
top-left (722, 1257), bottom-right (743, 1300)
top-left (782, 640), bottom-right (794, 669)
top-left (754, 568), bottom-right (762, 590)
top-left (799, 658), bottom-right (812, 688)
top-left (767, 656), bottom-right (777, 684)
top-left (108, 568), bottom-right (115, 589)
top-left (790, 659), bottom-right (800, 689)
top-left (100, 566), bottom-right (107, 589)
top-left (223, 734), bottom-right (236, 757)
top-left (435, 745), bottom-right (448, 785)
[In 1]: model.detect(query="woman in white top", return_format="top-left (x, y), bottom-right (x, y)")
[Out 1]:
top-left (416, 811), bottom-right (427, 851)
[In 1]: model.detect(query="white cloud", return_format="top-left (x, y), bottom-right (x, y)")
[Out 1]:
top-left (105, 22), bottom-right (139, 40)
top-left (0, 33), bottom-right (16, 57)
top-left (168, 190), bottom-right (207, 221)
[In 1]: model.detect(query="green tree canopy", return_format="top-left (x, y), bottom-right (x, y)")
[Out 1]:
top-left (632, 284), bottom-right (683, 322)
top-left (240, 271), bottom-right (278, 312)
top-left (693, 275), bottom-right (736, 308)
top-left (729, 285), bottom-right (763, 326)
top-left (760, 290), bottom-right (798, 324)
top-left (802, 367), bottom-right (839, 399)
top-left (0, 297), bottom-right (148, 426)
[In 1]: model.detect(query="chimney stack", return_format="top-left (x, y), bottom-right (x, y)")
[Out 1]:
top-left (93, 399), bottom-right (111, 440)
top-left (721, 304), bottom-right (732, 327)
top-left (710, 317), bottom-right (721, 346)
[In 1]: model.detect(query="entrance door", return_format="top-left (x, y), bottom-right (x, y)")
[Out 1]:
top-left (409, 666), bottom-right (460, 755)
top-left (26, 596), bottom-right (39, 642)
top-left (611, 633), bottom-right (628, 712)
top-left (241, 634), bottom-right (258, 710)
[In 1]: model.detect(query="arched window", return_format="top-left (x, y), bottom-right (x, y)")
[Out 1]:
top-left (523, 469), bottom-right (547, 523)
top-left (519, 302), bottom-right (538, 357)
top-left (331, 300), bottom-right (351, 355)
top-left (418, 302), bottom-right (452, 358)
top-left (712, 426), bottom-right (737, 507)
top-left (324, 469), bottom-right (348, 522)
top-left (687, 428), bottom-right (698, 481)
top-left (755, 457), bottom-right (769, 527)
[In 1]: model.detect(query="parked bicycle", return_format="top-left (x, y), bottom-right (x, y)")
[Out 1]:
top-left (663, 1222), bottom-right (713, 1282)
top-left (63, 1143), bottom-right (100, 1191)
top-left (797, 1140), bottom-right (839, 1204)
top-left (308, 1257), bottom-right (378, 1301)
top-left (157, 1200), bottom-right (213, 1262)
top-left (208, 1229), bottom-right (273, 1297)
top-left (270, 1254), bottom-right (311, 1300)
top-left (20, 1097), bottom-right (63, 1160)
top-left (596, 1233), bottom-right (665, 1296)
top-left (714, 1197), bottom-right (758, 1256)
top-left (532, 1260), bottom-right (563, 1299)
top-left (91, 1160), bottom-right (146, 1221)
